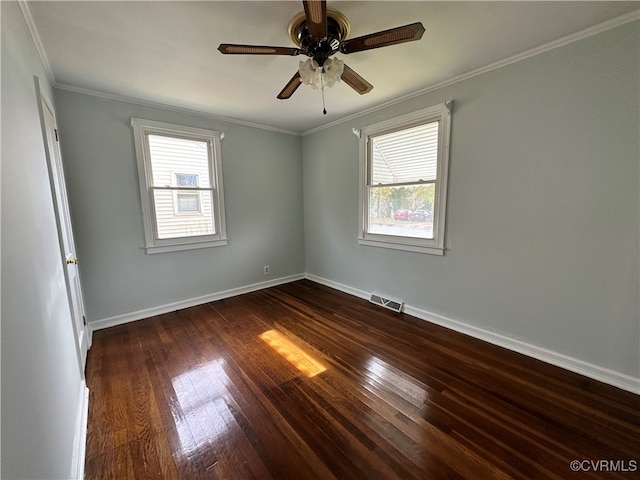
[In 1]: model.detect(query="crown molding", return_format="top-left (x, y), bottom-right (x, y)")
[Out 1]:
top-left (17, 0), bottom-right (55, 83)
top-left (18, 0), bottom-right (299, 136)
top-left (53, 83), bottom-right (301, 136)
top-left (17, 0), bottom-right (638, 137)
top-left (302, 9), bottom-right (640, 136)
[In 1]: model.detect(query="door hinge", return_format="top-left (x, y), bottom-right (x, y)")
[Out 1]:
top-left (55, 129), bottom-right (59, 141)
top-left (82, 315), bottom-right (87, 326)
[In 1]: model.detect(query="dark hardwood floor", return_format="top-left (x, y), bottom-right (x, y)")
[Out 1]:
top-left (85, 280), bottom-right (639, 479)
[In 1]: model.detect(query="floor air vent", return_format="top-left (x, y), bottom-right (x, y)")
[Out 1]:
top-left (369, 293), bottom-right (404, 313)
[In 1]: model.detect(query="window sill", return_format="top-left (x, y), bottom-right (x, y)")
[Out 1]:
top-left (358, 238), bottom-right (444, 256)
top-left (145, 238), bottom-right (228, 254)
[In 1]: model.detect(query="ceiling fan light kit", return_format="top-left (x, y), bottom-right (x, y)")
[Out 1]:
top-left (218, 0), bottom-right (425, 113)
top-left (299, 57), bottom-right (344, 89)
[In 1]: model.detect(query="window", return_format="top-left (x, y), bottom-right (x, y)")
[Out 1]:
top-left (131, 118), bottom-right (227, 254)
top-left (358, 102), bottom-right (452, 255)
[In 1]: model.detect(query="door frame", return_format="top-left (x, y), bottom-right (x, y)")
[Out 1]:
top-left (35, 76), bottom-right (90, 376)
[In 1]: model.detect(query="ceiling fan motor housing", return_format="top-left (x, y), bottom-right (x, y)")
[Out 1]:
top-left (289, 10), bottom-right (350, 66)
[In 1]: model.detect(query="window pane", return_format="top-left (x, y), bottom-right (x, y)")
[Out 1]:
top-left (176, 174), bottom-right (198, 188)
top-left (147, 135), bottom-right (211, 188)
top-left (177, 193), bottom-right (200, 213)
top-left (368, 184), bottom-right (435, 239)
top-left (371, 121), bottom-right (439, 185)
top-left (154, 189), bottom-right (214, 239)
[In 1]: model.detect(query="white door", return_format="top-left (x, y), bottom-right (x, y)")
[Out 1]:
top-left (40, 92), bottom-right (89, 373)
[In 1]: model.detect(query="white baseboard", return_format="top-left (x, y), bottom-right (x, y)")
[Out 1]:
top-left (87, 272), bottom-right (638, 394)
top-left (304, 274), bottom-right (640, 395)
top-left (305, 273), bottom-right (371, 300)
top-left (71, 382), bottom-right (89, 480)
top-left (89, 274), bottom-right (305, 333)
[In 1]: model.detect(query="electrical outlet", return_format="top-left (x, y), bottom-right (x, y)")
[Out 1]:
top-left (263, 265), bottom-right (270, 275)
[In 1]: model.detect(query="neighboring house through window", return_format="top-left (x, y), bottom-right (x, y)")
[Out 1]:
top-left (174, 174), bottom-right (201, 214)
top-left (131, 118), bottom-right (227, 254)
top-left (358, 101), bottom-right (452, 255)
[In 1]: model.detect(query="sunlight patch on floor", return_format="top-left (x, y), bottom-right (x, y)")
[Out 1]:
top-left (260, 329), bottom-right (326, 378)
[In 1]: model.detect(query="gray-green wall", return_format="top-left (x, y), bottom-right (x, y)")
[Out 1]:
top-left (54, 90), bottom-right (305, 322)
top-left (1, 1), bottom-right (85, 478)
top-left (303, 21), bottom-right (639, 380)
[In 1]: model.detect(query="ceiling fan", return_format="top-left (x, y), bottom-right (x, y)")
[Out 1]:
top-left (218, 0), bottom-right (425, 102)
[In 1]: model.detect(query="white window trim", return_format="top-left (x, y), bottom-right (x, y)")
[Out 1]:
top-left (131, 118), bottom-right (227, 254)
top-left (357, 101), bottom-right (452, 255)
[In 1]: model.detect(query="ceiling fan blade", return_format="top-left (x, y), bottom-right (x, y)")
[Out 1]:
top-left (277, 72), bottom-right (303, 99)
top-left (341, 64), bottom-right (373, 95)
top-left (302, 0), bottom-right (327, 38)
top-left (340, 22), bottom-right (425, 54)
top-left (218, 44), bottom-right (301, 56)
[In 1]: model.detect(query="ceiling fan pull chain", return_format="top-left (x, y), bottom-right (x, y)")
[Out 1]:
top-left (321, 68), bottom-right (327, 115)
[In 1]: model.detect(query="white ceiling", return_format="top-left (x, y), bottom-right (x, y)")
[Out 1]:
top-left (26, 1), bottom-right (639, 134)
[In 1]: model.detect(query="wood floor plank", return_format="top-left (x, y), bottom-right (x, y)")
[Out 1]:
top-left (85, 280), bottom-right (639, 479)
